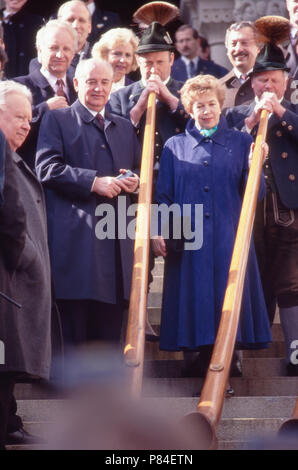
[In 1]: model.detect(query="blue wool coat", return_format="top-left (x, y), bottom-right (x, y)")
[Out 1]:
top-left (155, 118), bottom-right (272, 351)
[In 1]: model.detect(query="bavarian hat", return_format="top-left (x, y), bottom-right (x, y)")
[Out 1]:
top-left (137, 21), bottom-right (174, 54)
top-left (250, 42), bottom-right (290, 75)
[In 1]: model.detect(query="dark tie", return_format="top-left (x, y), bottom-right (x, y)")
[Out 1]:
top-left (56, 79), bottom-right (68, 102)
top-left (189, 60), bottom-right (196, 78)
top-left (96, 113), bottom-right (105, 131)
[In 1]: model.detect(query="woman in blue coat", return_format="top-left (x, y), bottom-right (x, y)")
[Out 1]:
top-left (152, 75), bottom-right (272, 379)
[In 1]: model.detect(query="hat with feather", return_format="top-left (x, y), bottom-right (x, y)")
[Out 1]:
top-left (250, 16), bottom-right (291, 75)
top-left (133, 2), bottom-right (179, 54)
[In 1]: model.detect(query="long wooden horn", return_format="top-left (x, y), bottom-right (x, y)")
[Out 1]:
top-left (182, 15), bottom-right (291, 449)
top-left (124, 2), bottom-right (179, 397)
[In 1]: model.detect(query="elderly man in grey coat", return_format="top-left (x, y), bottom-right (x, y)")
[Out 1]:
top-left (0, 81), bottom-right (53, 449)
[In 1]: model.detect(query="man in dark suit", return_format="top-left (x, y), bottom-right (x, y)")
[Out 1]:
top-left (225, 42), bottom-right (298, 376)
top-left (82, 0), bottom-right (121, 46)
top-left (171, 24), bottom-right (228, 82)
top-left (109, 21), bottom-right (189, 177)
top-left (14, 19), bottom-right (78, 169)
top-left (36, 58), bottom-right (140, 347)
top-left (0, 0), bottom-right (43, 78)
top-left (30, 1), bottom-right (92, 79)
top-left (0, 80), bottom-right (53, 448)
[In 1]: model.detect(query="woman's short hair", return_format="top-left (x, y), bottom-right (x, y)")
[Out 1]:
top-left (92, 28), bottom-right (139, 72)
top-left (180, 75), bottom-right (226, 113)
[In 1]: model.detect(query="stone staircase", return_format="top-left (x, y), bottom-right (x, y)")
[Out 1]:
top-left (11, 257), bottom-right (298, 450)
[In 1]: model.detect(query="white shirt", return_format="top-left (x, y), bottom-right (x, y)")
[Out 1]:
top-left (111, 76), bottom-right (126, 94)
top-left (233, 67), bottom-right (253, 84)
top-left (40, 67), bottom-right (69, 99)
top-left (181, 55), bottom-right (199, 78)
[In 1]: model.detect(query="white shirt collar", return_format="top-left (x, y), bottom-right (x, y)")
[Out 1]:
top-left (87, 1), bottom-right (96, 16)
top-left (82, 104), bottom-right (106, 119)
top-left (181, 55), bottom-right (199, 67)
top-left (291, 26), bottom-right (298, 40)
top-left (233, 67), bottom-right (252, 82)
top-left (40, 67), bottom-right (68, 93)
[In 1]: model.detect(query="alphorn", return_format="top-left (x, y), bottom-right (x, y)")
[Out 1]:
top-left (182, 109), bottom-right (270, 449)
top-left (124, 90), bottom-right (156, 397)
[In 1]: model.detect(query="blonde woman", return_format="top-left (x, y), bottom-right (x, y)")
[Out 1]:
top-left (152, 75), bottom-right (271, 388)
top-left (92, 27), bottom-right (138, 93)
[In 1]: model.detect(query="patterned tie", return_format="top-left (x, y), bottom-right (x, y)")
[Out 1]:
top-left (96, 113), bottom-right (105, 131)
top-left (189, 60), bottom-right (196, 78)
top-left (56, 79), bottom-right (68, 102)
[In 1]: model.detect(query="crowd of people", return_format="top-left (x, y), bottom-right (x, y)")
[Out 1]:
top-left (0, 0), bottom-right (298, 450)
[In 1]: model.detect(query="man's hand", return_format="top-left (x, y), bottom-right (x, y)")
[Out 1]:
top-left (151, 235), bottom-right (167, 258)
top-left (47, 97), bottom-right (69, 110)
top-left (248, 142), bottom-right (269, 168)
top-left (91, 176), bottom-right (123, 198)
top-left (117, 169), bottom-right (139, 193)
top-left (245, 92), bottom-right (286, 130)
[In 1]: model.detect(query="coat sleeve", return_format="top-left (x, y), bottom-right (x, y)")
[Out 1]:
top-left (239, 132), bottom-right (266, 201)
top-left (0, 139), bottom-right (26, 271)
top-left (36, 111), bottom-right (98, 200)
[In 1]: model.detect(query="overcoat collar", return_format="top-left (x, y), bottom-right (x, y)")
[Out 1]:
top-left (71, 99), bottom-right (117, 129)
top-left (186, 115), bottom-right (228, 148)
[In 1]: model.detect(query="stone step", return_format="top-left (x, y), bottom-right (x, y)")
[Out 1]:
top-left (143, 357), bottom-right (289, 378)
top-left (142, 377), bottom-right (298, 397)
top-left (15, 396), bottom-right (296, 422)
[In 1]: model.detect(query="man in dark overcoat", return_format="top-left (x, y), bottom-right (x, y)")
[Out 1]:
top-left (0, 0), bottom-right (43, 78)
top-left (286, 0), bottom-right (298, 80)
top-left (14, 19), bottom-right (78, 169)
top-left (225, 42), bottom-right (298, 376)
top-left (82, 0), bottom-right (121, 46)
top-left (0, 81), bottom-right (53, 448)
top-left (36, 58), bottom-right (140, 347)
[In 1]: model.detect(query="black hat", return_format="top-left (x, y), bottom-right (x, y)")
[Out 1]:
top-left (250, 42), bottom-right (290, 76)
top-left (137, 21), bottom-right (174, 54)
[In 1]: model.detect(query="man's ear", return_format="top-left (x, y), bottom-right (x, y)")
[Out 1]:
top-left (73, 77), bottom-right (79, 93)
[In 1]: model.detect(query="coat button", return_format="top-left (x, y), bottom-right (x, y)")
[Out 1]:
top-left (288, 125), bottom-right (293, 131)
top-left (276, 130), bottom-right (282, 137)
top-left (281, 121), bottom-right (287, 126)
top-left (281, 152), bottom-right (288, 159)
top-left (175, 128), bottom-right (180, 133)
top-left (204, 186), bottom-right (209, 192)
top-left (289, 174), bottom-right (296, 181)
top-left (101, 144), bottom-right (106, 149)
top-left (203, 161), bottom-right (209, 166)
top-left (205, 213), bottom-right (210, 219)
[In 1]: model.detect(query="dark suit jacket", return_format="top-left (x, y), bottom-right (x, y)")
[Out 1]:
top-left (0, 138), bottom-right (52, 379)
top-left (36, 100), bottom-right (141, 303)
top-left (286, 39), bottom-right (298, 80)
top-left (88, 7), bottom-right (121, 46)
top-left (108, 78), bottom-right (189, 148)
top-left (14, 68), bottom-right (77, 169)
top-left (225, 99), bottom-right (298, 209)
top-left (171, 56), bottom-right (228, 82)
top-left (1, 8), bottom-right (44, 78)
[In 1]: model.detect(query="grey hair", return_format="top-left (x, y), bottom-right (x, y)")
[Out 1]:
top-left (0, 81), bottom-right (32, 108)
top-left (36, 19), bottom-right (78, 52)
top-left (225, 21), bottom-right (260, 48)
top-left (74, 58), bottom-right (114, 80)
top-left (57, 0), bottom-right (92, 23)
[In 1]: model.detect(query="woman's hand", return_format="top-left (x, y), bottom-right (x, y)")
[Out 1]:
top-left (151, 235), bottom-right (167, 258)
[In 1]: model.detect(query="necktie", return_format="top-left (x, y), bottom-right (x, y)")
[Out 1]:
top-left (96, 113), bottom-right (105, 131)
top-left (56, 79), bottom-right (68, 102)
top-left (189, 60), bottom-right (196, 78)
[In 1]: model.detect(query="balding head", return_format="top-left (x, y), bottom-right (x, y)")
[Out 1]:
top-left (58, 1), bottom-right (92, 52)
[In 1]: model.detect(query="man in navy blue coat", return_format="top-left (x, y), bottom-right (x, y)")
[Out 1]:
top-left (36, 58), bottom-right (140, 346)
top-left (171, 25), bottom-right (228, 82)
top-left (226, 42), bottom-right (298, 376)
top-left (14, 19), bottom-right (78, 169)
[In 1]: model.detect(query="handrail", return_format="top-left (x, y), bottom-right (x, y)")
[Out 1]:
top-left (123, 91), bottom-right (156, 397)
top-left (182, 110), bottom-right (269, 449)
top-left (278, 397), bottom-right (298, 435)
